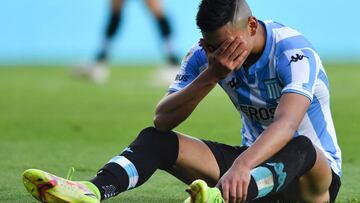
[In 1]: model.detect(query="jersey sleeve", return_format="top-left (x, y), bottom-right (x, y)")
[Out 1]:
top-left (276, 49), bottom-right (320, 101)
top-left (168, 44), bottom-right (207, 93)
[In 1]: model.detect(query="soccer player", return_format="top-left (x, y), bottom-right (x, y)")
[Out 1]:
top-left (82, 0), bottom-right (179, 83)
top-left (23, 0), bottom-right (342, 202)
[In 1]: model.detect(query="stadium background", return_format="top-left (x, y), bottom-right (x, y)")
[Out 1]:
top-left (0, 0), bottom-right (359, 64)
top-left (0, 0), bottom-right (359, 202)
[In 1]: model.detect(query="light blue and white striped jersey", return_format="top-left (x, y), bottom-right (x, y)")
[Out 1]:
top-left (168, 20), bottom-right (342, 176)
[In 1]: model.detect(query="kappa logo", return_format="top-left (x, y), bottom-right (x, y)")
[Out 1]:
top-left (123, 147), bottom-right (133, 153)
top-left (288, 54), bottom-right (308, 65)
top-left (227, 77), bottom-right (241, 89)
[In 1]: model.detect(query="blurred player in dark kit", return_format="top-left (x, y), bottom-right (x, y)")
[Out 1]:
top-left (81, 0), bottom-right (179, 83)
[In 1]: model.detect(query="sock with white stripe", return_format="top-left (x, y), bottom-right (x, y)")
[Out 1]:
top-left (90, 127), bottom-right (179, 200)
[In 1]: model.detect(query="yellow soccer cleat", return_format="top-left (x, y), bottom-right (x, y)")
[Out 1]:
top-left (22, 169), bottom-right (100, 203)
top-left (183, 179), bottom-right (224, 203)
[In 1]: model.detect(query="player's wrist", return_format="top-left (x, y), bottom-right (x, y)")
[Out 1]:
top-left (233, 155), bottom-right (253, 170)
top-left (202, 67), bottom-right (226, 83)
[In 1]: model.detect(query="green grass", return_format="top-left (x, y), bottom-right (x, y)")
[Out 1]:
top-left (0, 64), bottom-right (359, 202)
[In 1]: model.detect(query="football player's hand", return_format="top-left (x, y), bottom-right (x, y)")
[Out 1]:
top-left (200, 37), bottom-right (249, 81)
top-left (216, 164), bottom-right (251, 203)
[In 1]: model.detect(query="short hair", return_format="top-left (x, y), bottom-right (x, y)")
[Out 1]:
top-left (196, 0), bottom-right (252, 32)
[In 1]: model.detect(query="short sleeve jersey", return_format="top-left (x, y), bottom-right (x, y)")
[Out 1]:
top-left (168, 20), bottom-right (342, 176)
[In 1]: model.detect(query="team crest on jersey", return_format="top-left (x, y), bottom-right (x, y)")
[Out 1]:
top-left (264, 79), bottom-right (282, 100)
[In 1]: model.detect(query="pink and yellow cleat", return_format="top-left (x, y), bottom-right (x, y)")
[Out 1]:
top-left (22, 169), bottom-right (100, 203)
top-left (183, 179), bottom-right (224, 203)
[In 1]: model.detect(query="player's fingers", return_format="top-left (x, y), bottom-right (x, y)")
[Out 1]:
top-left (236, 182), bottom-right (243, 203)
top-left (214, 38), bottom-right (232, 56)
top-left (241, 180), bottom-right (248, 203)
top-left (235, 181), bottom-right (242, 203)
top-left (229, 40), bottom-right (246, 62)
top-left (222, 183), bottom-right (230, 203)
top-left (233, 50), bottom-right (249, 70)
top-left (229, 182), bottom-right (237, 203)
top-left (221, 37), bottom-right (241, 59)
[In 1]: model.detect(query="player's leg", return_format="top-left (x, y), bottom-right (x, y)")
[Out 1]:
top-left (90, 127), bottom-right (221, 201)
top-left (75, 0), bottom-right (124, 84)
top-left (285, 146), bottom-right (338, 202)
top-left (164, 132), bottom-right (221, 186)
top-left (185, 136), bottom-right (326, 202)
top-left (245, 136), bottom-right (331, 203)
top-left (23, 126), bottom-right (221, 202)
top-left (145, 0), bottom-right (179, 66)
top-left (96, 0), bottom-right (125, 63)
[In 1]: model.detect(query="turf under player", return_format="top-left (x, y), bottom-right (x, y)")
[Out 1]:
top-left (81, 0), bottom-right (179, 83)
top-left (23, 0), bottom-right (342, 202)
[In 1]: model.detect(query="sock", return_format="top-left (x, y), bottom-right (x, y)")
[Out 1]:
top-left (163, 37), bottom-right (179, 65)
top-left (96, 10), bottom-right (122, 62)
top-left (90, 127), bottom-right (179, 200)
top-left (155, 16), bottom-right (179, 65)
top-left (156, 16), bottom-right (171, 38)
top-left (246, 136), bottom-right (317, 201)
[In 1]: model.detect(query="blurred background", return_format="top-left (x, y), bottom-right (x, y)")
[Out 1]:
top-left (0, 0), bottom-right (359, 65)
top-left (0, 0), bottom-right (359, 202)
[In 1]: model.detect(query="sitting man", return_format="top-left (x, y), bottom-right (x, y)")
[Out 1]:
top-left (23, 0), bottom-right (341, 202)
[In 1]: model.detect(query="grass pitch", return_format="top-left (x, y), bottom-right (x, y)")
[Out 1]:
top-left (0, 64), bottom-right (359, 202)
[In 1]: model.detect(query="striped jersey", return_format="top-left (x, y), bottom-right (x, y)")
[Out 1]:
top-left (168, 20), bottom-right (342, 176)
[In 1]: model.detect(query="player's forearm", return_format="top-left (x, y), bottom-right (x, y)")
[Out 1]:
top-left (233, 93), bottom-right (310, 169)
top-left (233, 119), bottom-right (295, 169)
top-left (154, 69), bottom-right (218, 132)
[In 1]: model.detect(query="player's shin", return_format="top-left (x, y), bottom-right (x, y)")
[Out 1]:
top-left (90, 127), bottom-right (179, 200)
top-left (96, 10), bottom-right (122, 62)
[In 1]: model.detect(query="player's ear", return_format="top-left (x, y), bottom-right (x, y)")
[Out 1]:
top-left (248, 16), bottom-right (258, 36)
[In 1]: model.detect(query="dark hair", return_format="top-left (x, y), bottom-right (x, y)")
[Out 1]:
top-left (196, 0), bottom-right (236, 32)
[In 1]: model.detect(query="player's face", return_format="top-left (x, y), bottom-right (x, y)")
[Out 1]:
top-left (201, 25), bottom-right (251, 53)
top-left (201, 17), bottom-right (258, 54)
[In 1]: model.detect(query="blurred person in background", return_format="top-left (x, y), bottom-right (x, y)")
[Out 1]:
top-left (79, 0), bottom-right (179, 83)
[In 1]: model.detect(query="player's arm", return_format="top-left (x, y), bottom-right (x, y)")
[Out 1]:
top-left (234, 92), bottom-right (310, 168)
top-left (154, 37), bottom-right (248, 132)
top-left (232, 49), bottom-right (317, 170)
top-left (218, 93), bottom-right (310, 203)
top-left (218, 49), bottom-right (318, 202)
top-left (223, 93), bottom-right (311, 202)
top-left (154, 69), bottom-right (218, 132)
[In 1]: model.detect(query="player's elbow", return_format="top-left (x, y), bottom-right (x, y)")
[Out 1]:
top-left (278, 119), bottom-right (299, 139)
top-left (153, 114), bottom-right (171, 132)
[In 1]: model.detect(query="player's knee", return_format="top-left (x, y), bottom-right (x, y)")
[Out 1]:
top-left (137, 126), bottom-right (176, 142)
top-left (290, 136), bottom-right (315, 155)
top-left (135, 127), bottom-right (166, 146)
top-left (290, 136), bottom-right (317, 175)
top-left (138, 126), bottom-right (159, 138)
top-left (292, 135), bottom-right (312, 147)
top-left (134, 126), bottom-right (179, 169)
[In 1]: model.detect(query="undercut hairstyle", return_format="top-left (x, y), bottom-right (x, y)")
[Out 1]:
top-left (196, 0), bottom-right (252, 32)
